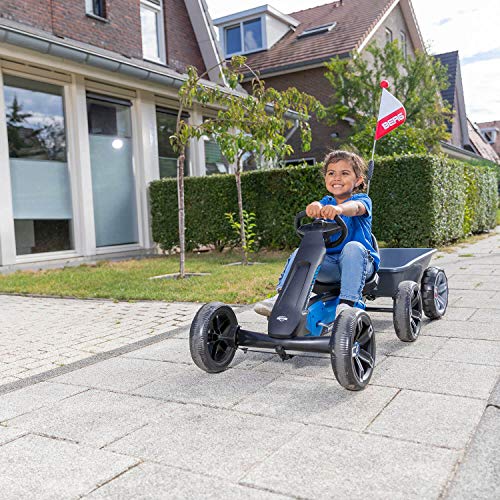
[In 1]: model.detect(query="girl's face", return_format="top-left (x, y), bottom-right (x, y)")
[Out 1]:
top-left (324, 160), bottom-right (363, 201)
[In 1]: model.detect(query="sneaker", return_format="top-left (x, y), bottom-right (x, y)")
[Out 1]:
top-left (254, 294), bottom-right (278, 317)
top-left (335, 302), bottom-right (353, 317)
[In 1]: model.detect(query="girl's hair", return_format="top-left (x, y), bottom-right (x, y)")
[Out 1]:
top-left (321, 150), bottom-right (367, 193)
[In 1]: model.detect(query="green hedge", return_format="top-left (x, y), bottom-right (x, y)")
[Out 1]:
top-left (150, 154), bottom-right (498, 250)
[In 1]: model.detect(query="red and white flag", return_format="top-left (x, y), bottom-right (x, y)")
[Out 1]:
top-left (374, 84), bottom-right (406, 140)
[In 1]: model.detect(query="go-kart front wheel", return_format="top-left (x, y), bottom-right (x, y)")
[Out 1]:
top-left (189, 302), bottom-right (237, 373)
top-left (330, 308), bottom-right (375, 391)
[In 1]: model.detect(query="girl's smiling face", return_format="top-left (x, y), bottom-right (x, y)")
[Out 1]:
top-left (325, 160), bottom-right (364, 202)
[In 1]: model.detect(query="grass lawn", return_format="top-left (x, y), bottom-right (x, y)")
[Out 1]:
top-left (0, 251), bottom-right (289, 304)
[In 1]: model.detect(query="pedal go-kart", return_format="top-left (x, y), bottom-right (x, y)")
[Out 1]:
top-left (189, 211), bottom-right (448, 391)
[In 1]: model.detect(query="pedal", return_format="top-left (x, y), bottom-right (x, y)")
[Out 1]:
top-left (275, 345), bottom-right (294, 361)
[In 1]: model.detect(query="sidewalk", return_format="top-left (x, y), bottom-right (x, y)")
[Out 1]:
top-left (0, 229), bottom-right (499, 499)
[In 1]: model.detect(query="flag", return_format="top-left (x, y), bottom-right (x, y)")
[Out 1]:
top-left (374, 87), bottom-right (406, 140)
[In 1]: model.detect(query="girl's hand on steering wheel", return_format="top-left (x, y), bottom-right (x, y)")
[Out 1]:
top-left (306, 202), bottom-right (323, 218)
top-left (320, 204), bottom-right (343, 220)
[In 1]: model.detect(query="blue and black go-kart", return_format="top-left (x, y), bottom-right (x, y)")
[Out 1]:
top-left (189, 211), bottom-right (449, 391)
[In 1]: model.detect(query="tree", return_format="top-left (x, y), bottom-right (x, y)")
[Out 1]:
top-left (324, 41), bottom-right (451, 157)
top-left (170, 56), bottom-right (323, 275)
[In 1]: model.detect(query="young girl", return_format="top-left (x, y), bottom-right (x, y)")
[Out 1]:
top-left (255, 150), bottom-right (380, 317)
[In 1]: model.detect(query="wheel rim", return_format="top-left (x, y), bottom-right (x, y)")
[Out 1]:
top-left (351, 315), bottom-right (375, 383)
top-left (434, 272), bottom-right (448, 314)
top-left (410, 287), bottom-right (423, 337)
top-left (207, 311), bottom-right (234, 364)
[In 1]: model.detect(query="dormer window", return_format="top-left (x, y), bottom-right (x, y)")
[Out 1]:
top-left (298, 22), bottom-right (336, 38)
top-left (224, 18), bottom-right (263, 56)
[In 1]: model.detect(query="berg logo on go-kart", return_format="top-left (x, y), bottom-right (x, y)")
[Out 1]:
top-left (381, 112), bottom-right (405, 130)
top-left (276, 316), bottom-right (288, 322)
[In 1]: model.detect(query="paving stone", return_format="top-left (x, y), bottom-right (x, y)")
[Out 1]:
top-left (86, 462), bottom-right (289, 499)
top-left (242, 426), bottom-right (459, 499)
top-left (469, 308), bottom-right (500, 322)
top-left (433, 338), bottom-right (500, 366)
top-left (440, 307), bottom-right (476, 321)
top-left (376, 333), bottom-right (447, 359)
top-left (7, 389), bottom-right (164, 447)
top-left (0, 426), bottom-right (27, 446)
top-left (251, 352), bottom-right (336, 379)
top-left (233, 376), bottom-right (397, 431)
top-left (422, 320), bottom-right (500, 341)
top-left (132, 365), bottom-right (281, 408)
top-left (0, 382), bottom-right (86, 422)
top-left (107, 403), bottom-right (302, 482)
top-left (445, 406), bottom-right (500, 500)
top-left (122, 338), bottom-right (192, 364)
top-left (489, 377), bottom-right (500, 406)
top-left (51, 357), bottom-right (187, 392)
top-left (0, 434), bottom-right (138, 500)
top-left (372, 357), bottom-right (499, 399)
top-left (367, 390), bottom-right (485, 449)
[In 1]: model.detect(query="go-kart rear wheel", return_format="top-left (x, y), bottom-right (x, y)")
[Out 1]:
top-left (189, 302), bottom-right (237, 373)
top-left (393, 281), bottom-right (423, 342)
top-left (421, 267), bottom-right (448, 319)
top-left (330, 308), bottom-right (375, 391)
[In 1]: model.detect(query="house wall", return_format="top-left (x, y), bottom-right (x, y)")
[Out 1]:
top-left (0, 33), bottom-right (211, 269)
top-left (451, 87), bottom-right (464, 147)
top-left (164, 0), bottom-right (206, 73)
top-left (249, 67), bottom-right (351, 162)
top-left (0, 0), bottom-right (206, 71)
top-left (242, 4), bottom-right (420, 163)
top-left (369, 3), bottom-right (416, 58)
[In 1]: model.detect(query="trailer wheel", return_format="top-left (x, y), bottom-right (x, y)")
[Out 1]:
top-left (393, 281), bottom-right (423, 342)
top-left (331, 308), bottom-right (375, 391)
top-left (421, 267), bottom-right (448, 319)
top-left (189, 302), bottom-right (237, 373)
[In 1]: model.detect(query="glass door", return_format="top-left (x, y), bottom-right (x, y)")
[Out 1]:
top-left (3, 75), bottom-right (74, 255)
top-left (87, 94), bottom-right (138, 247)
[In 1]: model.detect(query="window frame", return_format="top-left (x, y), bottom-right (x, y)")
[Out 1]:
top-left (85, 0), bottom-right (107, 20)
top-left (224, 16), bottom-right (265, 57)
top-left (385, 27), bottom-right (393, 44)
top-left (140, 0), bottom-right (166, 64)
top-left (399, 30), bottom-right (407, 59)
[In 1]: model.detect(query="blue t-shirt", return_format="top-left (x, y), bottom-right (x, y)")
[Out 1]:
top-left (320, 193), bottom-right (380, 270)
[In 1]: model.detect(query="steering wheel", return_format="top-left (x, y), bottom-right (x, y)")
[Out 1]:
top-left (294, 210), bottom-right (348, 249)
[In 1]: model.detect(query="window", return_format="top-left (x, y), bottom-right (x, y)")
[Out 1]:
top-left (3, 75), bottom-right (74, 255)
top-left (400, 30), bottom-right (407, 59)
top-left (385, 27), bottom-right (393, 44)
top-left (156, 108), bottom-right (188, 178)
top-left (224, 18), bottom-right (263, 56)
top-left (85, 0), bottom-right (106, 19)
top-left (204, 140), bottom-right (230, 175)
top-left (140, 0), bottom-right (165, 62)
top-left (298, 23), bottom-right (336, 38)
top-left (87, 95), bottom-right (138, 247)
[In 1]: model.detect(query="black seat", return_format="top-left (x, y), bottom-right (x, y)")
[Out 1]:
top-left (312, 234), bottom-right (380, 297)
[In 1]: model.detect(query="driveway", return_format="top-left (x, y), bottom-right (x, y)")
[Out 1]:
top-left (0, 229), bottom-right (499, 499)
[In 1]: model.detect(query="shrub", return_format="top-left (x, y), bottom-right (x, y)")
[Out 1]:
top-left (150, 155), bottom-right (498, 250)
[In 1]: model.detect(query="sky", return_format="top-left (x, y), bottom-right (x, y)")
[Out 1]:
top-left (205, 0), bottom-right (500, 124)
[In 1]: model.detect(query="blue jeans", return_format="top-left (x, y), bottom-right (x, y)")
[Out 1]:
top-left (277, 241), bottom-right (375, 304)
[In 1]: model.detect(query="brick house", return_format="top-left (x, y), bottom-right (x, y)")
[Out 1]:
top-left (0, 0), bottom-right (228, 269)
top-left (434, 51), bottom-right (499, 164)
top-left (213, 0), bottom-right (424, 164)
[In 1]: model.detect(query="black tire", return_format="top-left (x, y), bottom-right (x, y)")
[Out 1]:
top-left (330, 308), bottom-right (375, 391)
top-left (189, 302), bottom-right (237, 373)
top-left (393, 281), bottom-right (423, 342)
top-left (421, 267), bottom-right (448, 319)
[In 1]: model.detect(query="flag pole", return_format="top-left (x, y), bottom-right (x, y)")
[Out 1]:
top-left (366, 139), bottom-right (377, 196)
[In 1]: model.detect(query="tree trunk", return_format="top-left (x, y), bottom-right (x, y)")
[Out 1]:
top-left (235, 160), bottom-right (248, 265)
top-left (177, 152), bottom-right (186, 278)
